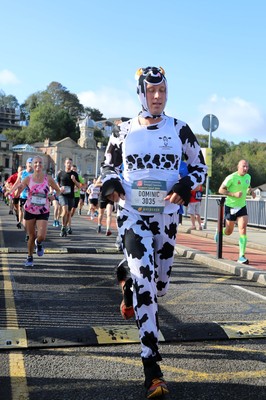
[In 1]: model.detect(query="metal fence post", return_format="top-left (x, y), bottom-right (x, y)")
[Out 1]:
top-left (216, 197), bottom-right (225, 258)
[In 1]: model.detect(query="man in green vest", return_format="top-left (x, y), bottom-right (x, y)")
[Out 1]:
top-left (218, 159), bottom-right (256, 264)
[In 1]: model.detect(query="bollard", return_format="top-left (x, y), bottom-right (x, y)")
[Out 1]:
top-left (216, 197), bottom-right (225, 258)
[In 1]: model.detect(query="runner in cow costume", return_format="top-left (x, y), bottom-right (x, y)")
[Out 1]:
top-left (101, 66), bottom-right (207, 398)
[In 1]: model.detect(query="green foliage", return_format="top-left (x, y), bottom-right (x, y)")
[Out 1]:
top-left (84, 107), bottom-right (104, 121)
top-left (3, 128), bottom-right (28, 145)
top-left (0, 91), bottom-right (19, 108)
top-left (196, 134), bottom-right (266, 192)
top-left (27, 103), bottom-right (78, 142)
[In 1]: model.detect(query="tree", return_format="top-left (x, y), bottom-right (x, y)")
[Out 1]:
top-left (84, 107), bottom-right (104, 121)
top-left (44, 82), bottom-right (84, 118)
top-left (3, 128), bottom-right (28, 145)
top-left (28, 103), bottom-right (79, 142)
top-left (0, 90), bottom-right (19, 108)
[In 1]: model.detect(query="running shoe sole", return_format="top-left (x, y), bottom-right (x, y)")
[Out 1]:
top-left (146, 378), bottom-right (169, 399)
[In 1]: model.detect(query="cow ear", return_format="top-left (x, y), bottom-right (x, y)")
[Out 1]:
top-left (135, 68), bottom-right (143, 80)
top-left (159, 66), bottom-right (165, 75)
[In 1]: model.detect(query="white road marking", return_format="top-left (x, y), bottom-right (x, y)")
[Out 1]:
top-left (231, 285), bottom-right (266, 301)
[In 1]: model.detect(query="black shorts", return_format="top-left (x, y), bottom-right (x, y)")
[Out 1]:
top-left (224, 205), bottom-right (248, 221)
top-left (13, 197), bottom-right (20, 205)
top-left (74, 197), bottom-right (80, 208)
top-left (98, 193), bottom-right (114, 209)
top-left (99, 199), bottom-right (114, 209)
top-left (24, 210), bottom-right (50, 221)
top-left (58, 195), bottom-right (74, 211)
top-left (19, 198), bottom-right (27, 207)
top-left (80, 194), bottom-right (85, 201)
top-left (89, 198), bottom-right (98, 207)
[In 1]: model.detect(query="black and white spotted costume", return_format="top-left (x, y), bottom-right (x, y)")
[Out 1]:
top-left (101, 67), bottom-right (207, 385)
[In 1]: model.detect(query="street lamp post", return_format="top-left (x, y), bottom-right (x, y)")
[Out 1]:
top-left (202, 114), bottom-right (219, 229)
top-left (95, 146), bottom-right (99, 177)
top-left (95, 142), bottom-right (102, 177)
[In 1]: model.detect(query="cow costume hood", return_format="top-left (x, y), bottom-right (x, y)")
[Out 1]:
top-left (135, 66), bottom-right (168, 119)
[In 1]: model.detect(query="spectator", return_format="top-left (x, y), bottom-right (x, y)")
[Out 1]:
top-left (187, 185), bottom-right (203, 230)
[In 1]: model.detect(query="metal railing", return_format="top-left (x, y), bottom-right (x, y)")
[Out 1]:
top-left (186, 195), bottom-right (266, 229)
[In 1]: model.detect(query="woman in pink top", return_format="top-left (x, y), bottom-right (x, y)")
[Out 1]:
top-left (10, 155), bottom-right (61, 267)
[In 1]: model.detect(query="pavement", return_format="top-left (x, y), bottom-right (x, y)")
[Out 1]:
top-left (175, 217), bottom-right (266, 286)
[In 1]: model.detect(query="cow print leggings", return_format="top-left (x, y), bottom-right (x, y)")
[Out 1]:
top-left (117, 207), bottom-right (179, 360)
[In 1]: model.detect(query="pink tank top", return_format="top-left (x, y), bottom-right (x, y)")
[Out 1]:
top-left (24, 174), bottom-right (50, 215)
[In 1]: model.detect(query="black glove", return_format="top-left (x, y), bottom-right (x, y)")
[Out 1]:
top-left (101, 178), bottom-right (125, 198)
top-left (168, 180), bottom-right (191, 206)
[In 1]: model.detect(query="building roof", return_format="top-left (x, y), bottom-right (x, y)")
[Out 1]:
top-left (256, 183), bottom-right (266, 191)
top-left (12, 144), bottom-right (38, 152)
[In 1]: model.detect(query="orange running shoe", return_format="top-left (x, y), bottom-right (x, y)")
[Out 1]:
top-left (146, 378), bottom-right (169, 398)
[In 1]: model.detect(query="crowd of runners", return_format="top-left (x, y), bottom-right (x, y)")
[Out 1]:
top-left (2, 156), bottom-right (118, 267)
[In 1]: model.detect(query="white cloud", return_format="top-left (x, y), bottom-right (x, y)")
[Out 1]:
top-left (197, 94), bottom-right (266, 143)
top-left (0, 69), bottom-right (20, 85)
top-left (78, 86), bottom-right (140, 119)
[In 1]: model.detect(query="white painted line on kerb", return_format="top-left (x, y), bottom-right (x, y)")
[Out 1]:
top-left (232, 285), bottom-right (266, 301)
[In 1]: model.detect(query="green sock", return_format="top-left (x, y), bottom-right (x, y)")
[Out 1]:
top-left (239, 235), bottom-right (247, 257)
top-left (222, 227), bottom-right (226, 235)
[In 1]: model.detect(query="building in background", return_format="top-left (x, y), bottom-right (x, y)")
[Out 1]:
top-left (0, 106), bottom-right (21, 133)
top-left (0, 133), bottom-right (13, 182)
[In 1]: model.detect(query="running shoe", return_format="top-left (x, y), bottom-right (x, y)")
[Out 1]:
top-left (120, 300), bottom-right (135, 320)
top-left (25, 256), bottom-right (34, 267)
top-left (53, 220), bottom-right (57, 227)
top-left (115, 236), bottom-right (123, 251)
top-left (237, 256), bottom-right (249, 264)
top-left (16, 222), bottom-right (22, 229)
top-left (67, 227), bottom-right (72, 234)
top-left (146, 378), bottom-right (169, 399)
top-left (106, 230), bottom-right (112, 236)
top-left (97, 225), bottom-right (102, 233)
top-left (56, 220), bottom-right (60, 227)
top-left (35, 239), bottom-right (44, 257)
top-left (120, 278), bottom-right (134, 320)
top-left (78, 209), bottom-right (81, 215)
top-left (60, 227), bottom-right (67, 237)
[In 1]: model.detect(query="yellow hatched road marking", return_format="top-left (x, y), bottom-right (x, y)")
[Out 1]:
top-left (88, 354), bottom-right (266, 383)
top-left (0, 221), bottom-right (29, 400)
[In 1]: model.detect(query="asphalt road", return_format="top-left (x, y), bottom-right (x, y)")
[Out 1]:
top-left (0, 202), bottom-right (266, 399)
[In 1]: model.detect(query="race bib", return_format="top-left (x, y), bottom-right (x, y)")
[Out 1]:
top-left (31, 193), bottom-right (46, 206)
top-left (195, 191), bottom-right (202, 200)
top-left (131, 180), bottom-right (167, 213)
top-left (230, 207), bottom-right (241, 215)
top-left (63, 186), bottom-right (71, 194)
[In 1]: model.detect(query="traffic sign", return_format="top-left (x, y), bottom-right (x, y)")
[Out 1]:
top-left (202, 114), bottom-right (219, 132)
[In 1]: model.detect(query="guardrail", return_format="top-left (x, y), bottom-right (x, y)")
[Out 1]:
top-left (185, 196), bottom-right (266, 229)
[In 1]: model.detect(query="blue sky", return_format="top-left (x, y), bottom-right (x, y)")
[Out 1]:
top-left (1, 0), bottom-right (265, 144)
